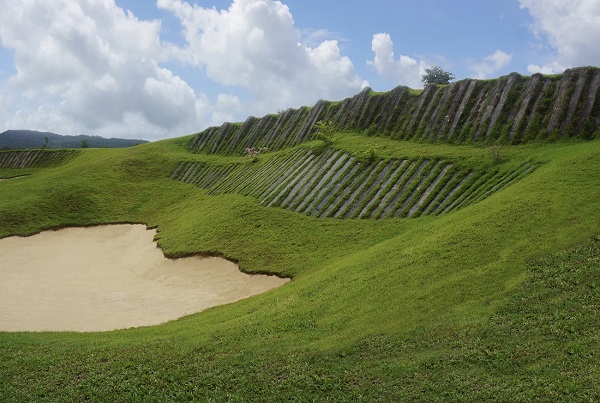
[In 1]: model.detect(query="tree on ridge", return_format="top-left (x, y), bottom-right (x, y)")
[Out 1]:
top-left (422, 66), bottom-right (455, 85)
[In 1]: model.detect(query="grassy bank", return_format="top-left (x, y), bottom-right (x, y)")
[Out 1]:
top-left (1, 136), bottom-right (599, 400)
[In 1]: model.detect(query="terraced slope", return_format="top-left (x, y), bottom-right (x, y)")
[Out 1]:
top-left (171, 149), bottom-right (536, 219)
top-left (188, 67), bottom-right (600, 155)
top-left (0, 150), bottom-right (80, 169)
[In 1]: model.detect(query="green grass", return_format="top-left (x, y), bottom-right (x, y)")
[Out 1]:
top-left (0, 136), bottom-right (599, 401)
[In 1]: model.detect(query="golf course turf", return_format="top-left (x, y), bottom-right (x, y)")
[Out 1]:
top-left (0, 70), bottom-right (599, 400)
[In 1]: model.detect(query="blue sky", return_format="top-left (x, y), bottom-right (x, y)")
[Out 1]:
top-left (0, 0), bottom-right (598, 140)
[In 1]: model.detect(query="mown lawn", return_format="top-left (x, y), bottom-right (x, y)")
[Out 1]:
top-left (0, 136), bottom-right (599, 401)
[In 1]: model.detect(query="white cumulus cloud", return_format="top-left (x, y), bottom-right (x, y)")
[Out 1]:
top-left (0, 0), bottom-right (368, 139)
top-left (211, 93), bottom-right (243, 126)
top-left (0, 0), bottom-right (207, 139)
top-left (368, 33), bottom-right (426, 89)
top-left (157, 0), bottom-right (367, 116)
top-left (520, 0), bottom-right (600, 73)
top-left (468, 50), bottom-right (512, 79)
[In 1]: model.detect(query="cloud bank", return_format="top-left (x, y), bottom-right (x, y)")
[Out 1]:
top-left (368, 33), bottom-right (426, 89)
top-left (520, 0), bottom-right (600, 73)
top-left (158, 0), bottom-right (367, 116)
top-left (0, 0), bottom-right (367, 139)
top-left (469, 50), bottom-right (512, 79)
top-left (0, 0), bottom-right (598, 140)
top-left (0, 0), bottom-right (206, 139)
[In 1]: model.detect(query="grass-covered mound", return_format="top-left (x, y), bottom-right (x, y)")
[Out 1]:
top-left (0, 131), bottom-right (598, 400)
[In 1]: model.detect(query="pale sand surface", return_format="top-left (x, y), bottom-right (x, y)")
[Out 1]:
top-left (0, 224), bottom-right (288, 332)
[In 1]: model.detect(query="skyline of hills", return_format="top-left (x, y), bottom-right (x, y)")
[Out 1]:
top-left (0, 129), bottom-right (148, 150)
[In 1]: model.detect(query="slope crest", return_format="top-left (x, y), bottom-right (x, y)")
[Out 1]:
top-left (187, 67), bottom-right (600, 156)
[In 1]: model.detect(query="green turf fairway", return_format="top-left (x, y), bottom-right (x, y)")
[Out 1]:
top-left (1, 102), bottom-right (599, 401)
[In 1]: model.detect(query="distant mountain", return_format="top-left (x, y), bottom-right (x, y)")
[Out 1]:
top-left (0, 130), bottom-right (148, 149)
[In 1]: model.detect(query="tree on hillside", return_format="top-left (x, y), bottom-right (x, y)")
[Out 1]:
top-left (422, 66), bottom-right (455, 86)
top-left (314, 120), bottom-right (335, 146)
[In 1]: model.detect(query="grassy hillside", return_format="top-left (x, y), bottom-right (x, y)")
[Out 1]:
top-left (1, 87), bottom-right (599, 399)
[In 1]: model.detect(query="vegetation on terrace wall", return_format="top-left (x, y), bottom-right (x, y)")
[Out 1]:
top-left (171, 148), bottom-right (536, 219)
top-left (188, 67), bottom-right (600, 155)
top-left (1, 65), bottom-right (600, 401)
top-left (0, 150), bottom-right (80, 169)
top-left (1, 139), bottom-right (599, 401)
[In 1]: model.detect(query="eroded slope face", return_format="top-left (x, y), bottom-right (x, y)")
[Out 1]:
top-left (171, 149), bottom-right (535, 219)
top-left (172, 69), bottom-right (600, 219)
top-left (187, 67), bottom-right (600, 155)
top-left (0, 150), bottom-right (80, 169)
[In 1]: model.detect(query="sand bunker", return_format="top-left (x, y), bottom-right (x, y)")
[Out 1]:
top-left (0, 224), bottom-right (288, 332)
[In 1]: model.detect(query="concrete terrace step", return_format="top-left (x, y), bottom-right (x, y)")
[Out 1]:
top-left (170, 149), bottom-right (538, 220)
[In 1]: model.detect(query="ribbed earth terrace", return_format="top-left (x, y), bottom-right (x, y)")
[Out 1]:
top-left (4, 68), bottom-right (597, 221)
top-left (169, 68), bottom-right (600, 219)
top-left (187, 67), bottom-right (600, 155)
top-left (170, 149), bottom-right (536, 219)
top-left (0, 150), bottom-right (80, 169)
